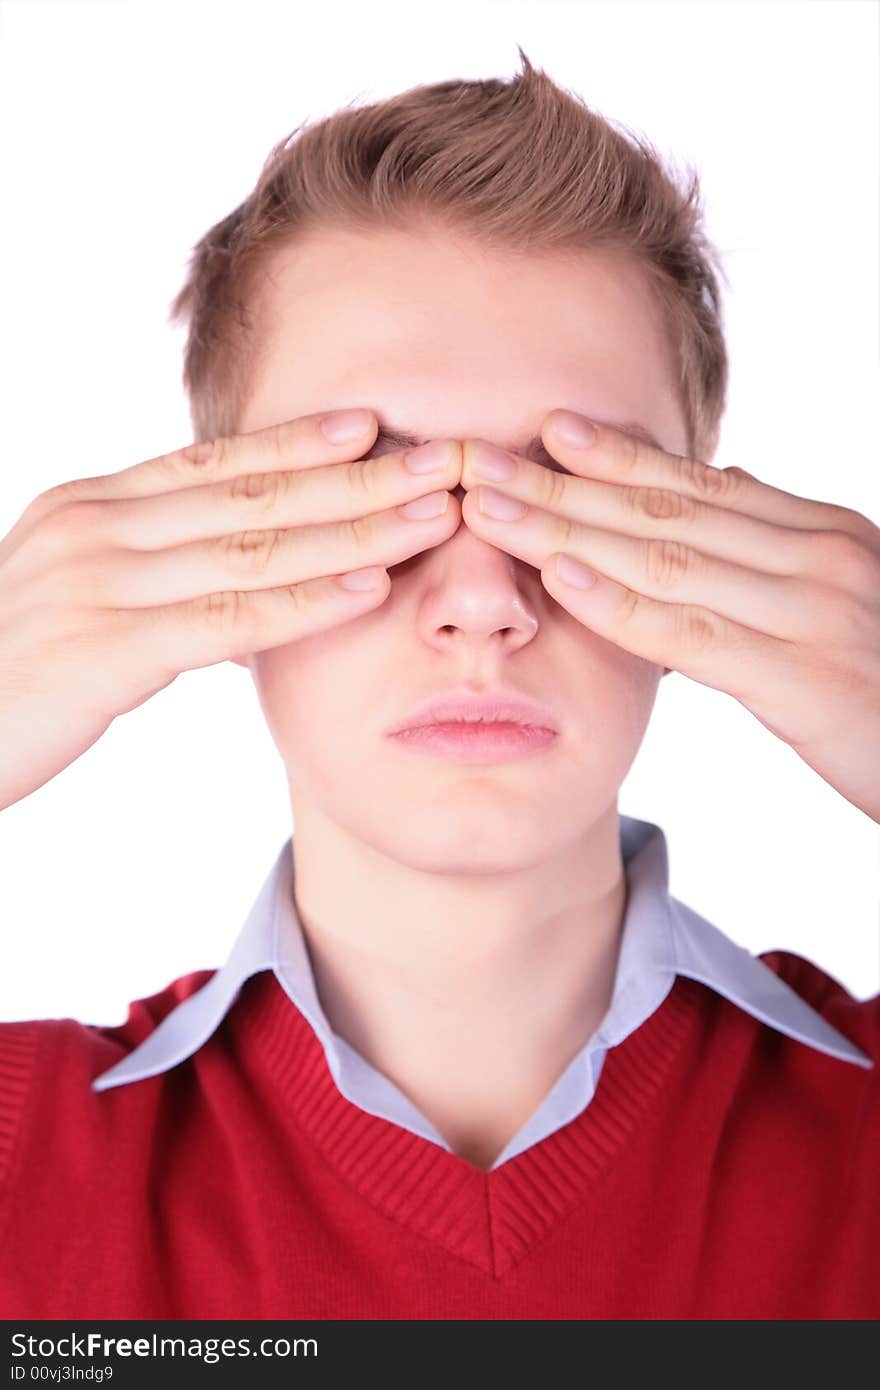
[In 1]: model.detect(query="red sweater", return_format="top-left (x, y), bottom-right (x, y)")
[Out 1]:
top-left (1, 952), bottom-right (877, 1320)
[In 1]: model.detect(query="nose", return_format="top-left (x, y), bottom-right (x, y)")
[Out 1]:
top-left (412, 484), bottom-right (540, 653)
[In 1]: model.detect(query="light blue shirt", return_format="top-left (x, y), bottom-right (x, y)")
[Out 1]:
top-left (90, 813), bottom-right (874, 1169)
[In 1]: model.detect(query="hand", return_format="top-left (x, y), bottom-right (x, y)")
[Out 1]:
top-left (0, 411), bottom-right (461, 811)
top-left (458, 411), bottom-right (880, 822)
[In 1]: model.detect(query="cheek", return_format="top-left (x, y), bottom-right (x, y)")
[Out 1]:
top-left (568, 631), bottom-right (661, 750)
top-left (250, 642), bottom-right (339, 756)
top-left (612, 650), bottom-right (663, 745)
top-left (249, 634), bottom-right (355, 762)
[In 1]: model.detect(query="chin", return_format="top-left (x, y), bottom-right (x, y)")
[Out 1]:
top-left (357, 812), bottom-right (562, 878)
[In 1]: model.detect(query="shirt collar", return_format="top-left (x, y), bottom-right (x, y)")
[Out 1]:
top-left (603, 815), bottom-right (873, 1068)
top-left (91, 813), bottom-right (873, 1094)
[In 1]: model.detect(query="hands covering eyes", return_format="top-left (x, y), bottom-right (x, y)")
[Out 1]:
top-left (454, 409), bottom-right (880, 823)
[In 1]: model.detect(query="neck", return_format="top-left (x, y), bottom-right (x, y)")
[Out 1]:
top-left (286, 794), bottom-right (627, 1171)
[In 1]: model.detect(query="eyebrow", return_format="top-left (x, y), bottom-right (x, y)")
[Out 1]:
top-left (364, 419), bottom-right (661, 470)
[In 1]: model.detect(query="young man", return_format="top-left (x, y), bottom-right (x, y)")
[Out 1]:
top-left (1, 52), bottom-right (878, 1319)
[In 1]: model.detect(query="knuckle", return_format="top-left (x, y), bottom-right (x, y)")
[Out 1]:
top-left (616, 433), bottom-right (642, 474)
top-left (555, 513), bottom-right (578, 552)
top-left (282, 582), bottom-right (308, 616)
top-left (267, 421), bottom-right (290, 464)
top-left (614, 584), bottom-right (643, 628)
top-left (676, 603), bottom-right (722, 655)
top-left (23, 480), bottom-right (89, 526)
top-left (831, 506), bottom-right (880, 547)
top-left (629, 484), bottom-right (698, 524)
top-left (223, 527), bottom-right (284, 576)
top-left (828, 590), bottom-right (879, 651)
top-left (24, 484), bottom-right (71, 519)
top-left (345, 456), bottom-right (373, 501)
top-left (807, 529), bottom-right (878, 590)
top-left (264, 417), bottom-right (308, 465)
top-left (677, 454), bottom-right (737, 501)
top-left (541, 469), bottom-right (569, 515)
top-left (172, 435), bottom-right (230, 479)
top-left (723, 465), bottom-right (755, 485)
top-left (34, 498), bottom-right (101, 552)
top-left (199, 588), bottom-right (244, 630)
top-left (44, 476), bottom-right (93, 502)
top-left (345, 511), bottom-right (373, 546)
top-left (229, 468), bottom-right (286, 515)
top-left (13, 483), bottom-right (87, 547)
top-left (644, 536), bottom-right (693, 590)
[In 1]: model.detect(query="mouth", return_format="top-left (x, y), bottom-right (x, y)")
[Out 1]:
top-left (385, 690), bottom-right (560, 764)
top-left (387, 720), bottom-right (558, 763)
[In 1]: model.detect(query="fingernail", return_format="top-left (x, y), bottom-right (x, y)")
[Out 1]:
top-left (479, 487), bottom-right (527, 520)
top-left (555, 554), bottom-right (597, 589)
top-left (552, 411), bottom-right (597, 448)
top-left (320, 408), bottom-right (374, 443)
top-left (404, 440), bottom-right (454, 473)
top-left (399, 491), bottom-right (450, 519)
top-left (338, 566), bottom-right (386, 591)
top-left (468, 440), bottom-right (515, 481)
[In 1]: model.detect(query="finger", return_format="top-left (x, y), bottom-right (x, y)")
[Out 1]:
top-left (73, 438), bottom-right (461, 551)
top-left (540, 411), bottom-right (876, 542)
top-left (541, 546), bottom-right (796, 705)
top-left (461, 438), bottom-right (813, 578)
top-left (128, 564), bottom-right (398, 675)
top-left (78, 487), bottom-right (460, 609)
top-left (461, 488), bottom-right (823, 640)
top-left (12, 423), bottom-right (459, 609)
top-left (20, 409), bottom-right (381, 520)
top-left (124, 494), bottom-right (463, 671)
top-left (4, 409), bottom-right (381, 569)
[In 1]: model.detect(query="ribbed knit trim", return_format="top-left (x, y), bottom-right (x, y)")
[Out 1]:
top-left (239, 970), bottom-right (703, 1278)
top-left (0, 1022), bottom-right (39, 1247)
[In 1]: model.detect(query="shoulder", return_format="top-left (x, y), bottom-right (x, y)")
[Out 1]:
top-left (0, 967), bottom-right (217, 1194)
top-left (757, 947), bottom-right (880, 1066)
top-left (1, 965), bottom-right (218, 1083)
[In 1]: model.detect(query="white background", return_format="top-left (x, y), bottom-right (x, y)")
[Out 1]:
top-left (0, 0), bottom-right (877, 1023)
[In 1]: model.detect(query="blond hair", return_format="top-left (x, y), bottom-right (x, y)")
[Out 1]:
top-left (169, 47), bottom-right (729, 461)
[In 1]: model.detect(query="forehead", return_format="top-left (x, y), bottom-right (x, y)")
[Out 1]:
top-left (245, 226), bottom-right (684, 451)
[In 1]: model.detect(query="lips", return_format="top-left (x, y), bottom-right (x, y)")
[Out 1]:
top-left (387, 688), bottom-right (559, 736)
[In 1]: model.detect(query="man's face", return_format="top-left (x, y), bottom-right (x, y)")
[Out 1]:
top-left (234, 224), bottom-right (688, 873)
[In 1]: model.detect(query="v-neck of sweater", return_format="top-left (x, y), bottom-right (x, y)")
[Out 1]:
top-left (240, 967), bottom-right (702, 1277)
